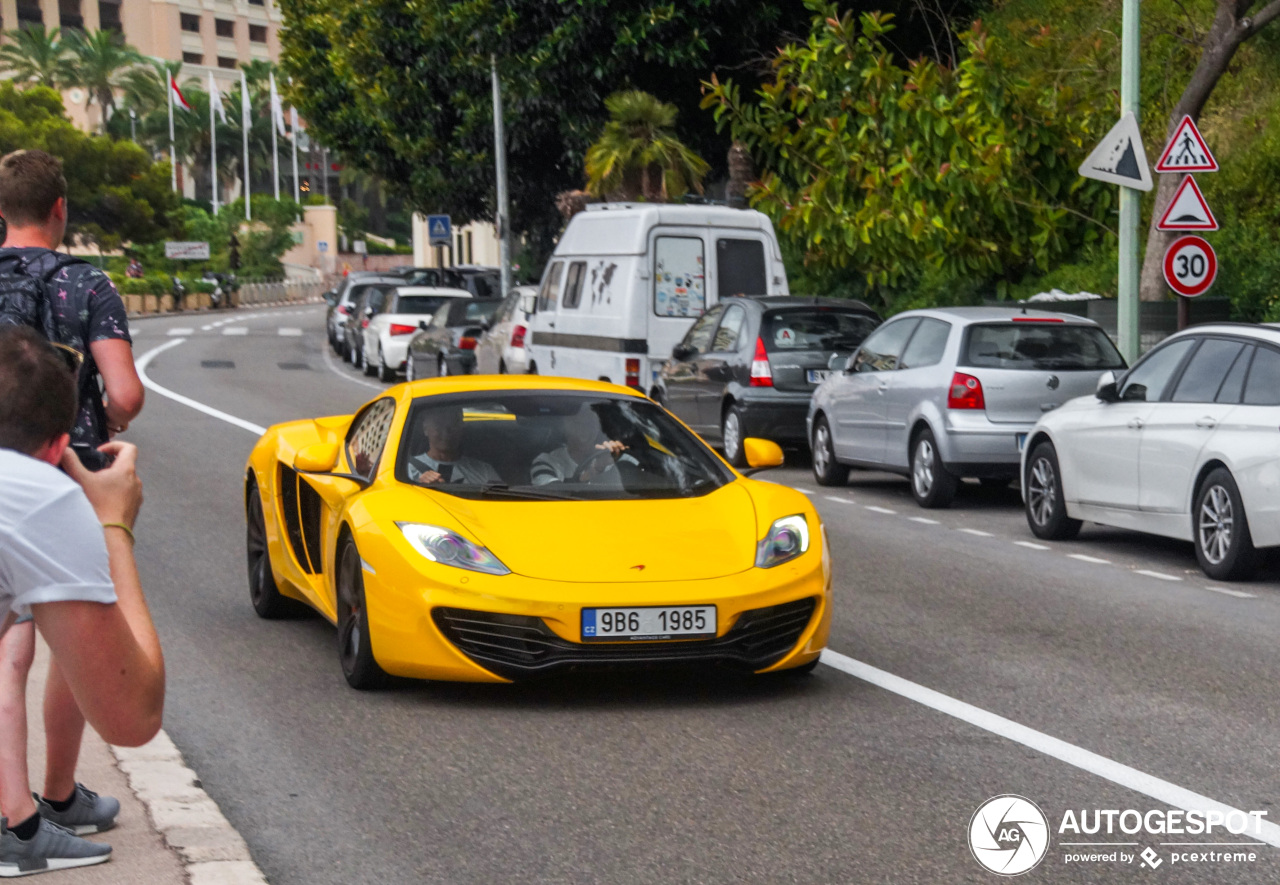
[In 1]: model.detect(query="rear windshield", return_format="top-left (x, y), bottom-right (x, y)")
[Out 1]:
top-left (962, 322), bottom-right (1126, 371)
top-left (760, 309), bottom-right (880, 353)
top-left (395, 295), bottom-right (452, 314)
top-left (447, 300), bottom-right (501, 325)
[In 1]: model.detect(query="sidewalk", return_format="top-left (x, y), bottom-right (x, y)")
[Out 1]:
top-left (23, 637), bottom-right (267, 884)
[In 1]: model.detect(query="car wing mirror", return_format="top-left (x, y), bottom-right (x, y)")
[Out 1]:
top-left (520, 293), bottom-right (537, 315)
top-left (1095, 370), bottom-right (1120, 403)
top-left (843, 351), bottom-right (861, 373)
top-left (740, 438), bottom-right (785, 475)
top-left (418, 320), bottom-right (429, 331)
top-left (827, 352), bottom-right (847, 371)
top-left (294, 443), bottom-right (340, 473)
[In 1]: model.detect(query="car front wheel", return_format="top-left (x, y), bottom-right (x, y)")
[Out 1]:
top-left (721, 404), bottom-right (747, 468)
top-left (1024, 442), bottom-right (1081, 540)
top-left (910, 428), bottom-right (957, 509)
top-left (1194, 468), bottom-right (1260, 581)
top-left (811, 417), bottom-right (848, 486)
top-left (336, 536), bottom-right (389, 690)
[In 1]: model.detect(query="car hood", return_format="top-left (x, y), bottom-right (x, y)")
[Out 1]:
top-left (428, 482), bottom-right (759, 582)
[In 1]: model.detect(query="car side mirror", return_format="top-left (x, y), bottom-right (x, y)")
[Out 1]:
top-left (1095, 370), bottom-right (1120, 403)
top-left (741, 438), bottom-right (785, 474)
top-left (672, 342), bottom-right (694, 361)
top-left (520, 293), bottom-right (537, 315)
top-left (843, 351), bottom-right (861, 373)
top-left (364, 306), bottom-right (375, 318)
top-left (418, 320), bottom-right (429, 331)
top-left (827, 352), bottom-right (847, 371)
top-left (294, 442), bottom-right (340, 474)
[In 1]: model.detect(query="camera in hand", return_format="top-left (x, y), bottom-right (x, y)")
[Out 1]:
top-left (71, 442), bottom-right (115, 472)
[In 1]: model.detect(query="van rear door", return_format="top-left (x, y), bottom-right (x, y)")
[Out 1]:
top-left (649, 229), bottom-right (712, 386)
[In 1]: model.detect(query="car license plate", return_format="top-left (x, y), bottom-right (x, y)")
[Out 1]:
top-left (1016, 432), bottom-right (1028, 451)
top-left (807, 369), bottom-right (830, 383)
top-left (581, 605), bottom-right (716, 641)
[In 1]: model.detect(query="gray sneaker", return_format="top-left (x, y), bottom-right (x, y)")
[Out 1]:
top-left (35, 785), bottom-right (119, 835)
top-left (0, 815), bottom-right (111, 877)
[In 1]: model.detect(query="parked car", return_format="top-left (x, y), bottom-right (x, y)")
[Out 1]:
top-left (340, 281), bottom-right (404, 365)
top-left (327, 273), bottom-right (403, 352)
top-left (808, 306), bottom-right (1127, 508)
top-left (1023, 323), bottom-right (1280, 580)
top-left (405, 298), bottom-right (503, 380)
top-left (474, 285), bottom-right (538, 375)
top-left (657, 296), bottom-right (880, 465)
top-left (395, 265), bottom-right (503, 298)
top-left (359, 286), bottom-right (471, 382)
top-left (525, 202), bottom-right (789, 394)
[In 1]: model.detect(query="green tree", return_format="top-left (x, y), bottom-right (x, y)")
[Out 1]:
top-left (584, 91), bottom-right (709, 201)
top-left (702, 3), bottom-right (1116, 301)
top-left (0, 83), bottom-right (178, 249)
top-left (63, 29), bottom-right (143, 129)
top-left (0, 26), bottom-right (72, 90)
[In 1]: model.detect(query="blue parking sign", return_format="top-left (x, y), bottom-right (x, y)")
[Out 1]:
top-left (427, 214), bottom-right (452, 247)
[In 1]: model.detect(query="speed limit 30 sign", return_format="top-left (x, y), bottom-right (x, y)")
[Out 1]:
top-left (1163, 235), bottom-right (1217, 297)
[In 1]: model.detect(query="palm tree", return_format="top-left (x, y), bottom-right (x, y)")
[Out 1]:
top-left (0, 26), bottom-right (72, 89)
top-left (584, 91), bottom-right (710, 202)
top-left (63, 29), bottom-right (143, 128)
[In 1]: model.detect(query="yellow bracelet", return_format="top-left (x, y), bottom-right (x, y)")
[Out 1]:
top-left (101, 522), bottom-right (135, 544)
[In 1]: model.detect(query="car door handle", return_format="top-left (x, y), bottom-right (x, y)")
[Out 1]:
top-left (1127, 418), bottom-right (1144, 429)
top-left (1195, 417), bottom-right (1217, 429)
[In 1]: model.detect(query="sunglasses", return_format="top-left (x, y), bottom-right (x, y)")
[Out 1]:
top-left (51, 342), bottom-right (84, 375)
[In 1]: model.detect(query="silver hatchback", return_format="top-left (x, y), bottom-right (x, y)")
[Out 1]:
top-left (807, 306), bottom-right (1127, 507)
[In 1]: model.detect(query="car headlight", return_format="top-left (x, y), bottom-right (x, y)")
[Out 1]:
top-left (397, 523), bottom-right (510, 576)
top-left (755, 514), bottom-right (810, 569)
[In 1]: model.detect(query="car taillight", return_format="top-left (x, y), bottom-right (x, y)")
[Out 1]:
top-left (360, 318), bottom-right (370, 329)
top-left (625, 358), bottom-right (641, 388)
top-left (337, 305), bottom-right (349, 315)
top-left (750, 337), bottom-right (773, 387)
top-left (459, 337), bottom-right (477, 350)
top-left (948, 372), bottom-right (985, 409)
top-left (389, 323), bottom-right (416, 336)
top-left (510, 324), bottom-right (527, 349)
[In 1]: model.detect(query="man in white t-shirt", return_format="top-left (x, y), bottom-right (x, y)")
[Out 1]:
top-left (0, 327), bottom-right (164, 876)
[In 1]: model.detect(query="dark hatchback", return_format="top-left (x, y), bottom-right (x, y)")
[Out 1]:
top-left (657, 296), bottom-right (881, 465)
top-left (405, 297), bottom-right (504, 379)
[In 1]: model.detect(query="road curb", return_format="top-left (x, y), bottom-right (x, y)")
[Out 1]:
top-left (111, 733), bottom-right (268, 884)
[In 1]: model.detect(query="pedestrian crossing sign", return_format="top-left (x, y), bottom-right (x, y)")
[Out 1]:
top-left (1155, 116), bottom-right (1218, 173)
top-left (427, 214), bottom-right (452, 246)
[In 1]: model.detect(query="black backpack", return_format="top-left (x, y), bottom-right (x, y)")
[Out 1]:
top-left (0, 249), bottom-right (108, 439)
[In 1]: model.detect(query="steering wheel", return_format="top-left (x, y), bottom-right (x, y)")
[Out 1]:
top-left (571, 448), bottom-right (619, 483)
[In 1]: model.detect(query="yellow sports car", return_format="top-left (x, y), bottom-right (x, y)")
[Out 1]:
top-left (244, 376), bottom-right (830, 688)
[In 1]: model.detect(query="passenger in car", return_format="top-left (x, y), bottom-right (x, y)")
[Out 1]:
top-left (405, 405), bottom-right (503, 485)
top-left (530, 405), bottom-right (630, 485)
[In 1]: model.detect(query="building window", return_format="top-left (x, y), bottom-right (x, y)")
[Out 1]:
top-left (180, 12), bottom-right (200, 32)
top-left (217, 57), bottom-right (237, 70)
top-left (98, 1), bottom-right (122, 31)
top-left (249, 24), bottom-right (267, 43)
top-left (215, 18), bottom-right (234, 38)
top-left (59, 0), bottom-right (83, 31)
top-left (16, 0), bottom-right (43, 27)
top-left (247, 0), bottom-right (265, 6)
top-left (182, 52), bottom-right (204, 65)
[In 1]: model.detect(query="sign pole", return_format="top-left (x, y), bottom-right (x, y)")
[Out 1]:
top-left (491, 55), bottom-right (512, 298)
top-left (1117, 0), bottom-right (1141, 363)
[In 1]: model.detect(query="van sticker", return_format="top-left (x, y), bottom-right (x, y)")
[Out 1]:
top-left (775, 327), bottom-right (797, 346)
top-left (589, 261), bottom-right (617, 305)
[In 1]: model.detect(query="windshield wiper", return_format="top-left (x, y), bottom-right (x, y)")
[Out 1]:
top-left (473, 482), bottom-right (577, 501)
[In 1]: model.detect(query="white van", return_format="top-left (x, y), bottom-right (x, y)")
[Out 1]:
top-left (525, 203), bottom-right (789, 395)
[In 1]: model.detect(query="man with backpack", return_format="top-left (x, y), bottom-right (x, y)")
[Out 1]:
top-left (0, 149), bottom-right (147, 872)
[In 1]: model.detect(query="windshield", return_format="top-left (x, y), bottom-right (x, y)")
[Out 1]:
top-left (395, 392), bottom-right (734, 500)
top-left (396, 295), bottom-right (453, 315)
top-left (448, 300), bottom-right (500, 325)
top-left (962, 322), bottom-right (1126, 371)
top-left (761, 308), bottom-right (880, 353)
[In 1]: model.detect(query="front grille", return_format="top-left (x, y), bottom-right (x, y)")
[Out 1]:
top-left (432, 598), bottom-right (817, 681)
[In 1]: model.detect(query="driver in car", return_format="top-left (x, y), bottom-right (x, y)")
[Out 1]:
top-left (531, 405), bottom-right (631, 486)
top-left (406, 405), bottom-right (503, 485)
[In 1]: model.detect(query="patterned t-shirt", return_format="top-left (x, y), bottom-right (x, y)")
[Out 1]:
top-left (0, 247), bottom-right (131, 445)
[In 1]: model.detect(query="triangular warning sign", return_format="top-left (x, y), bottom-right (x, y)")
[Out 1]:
top-left (1155, 116), bottom-right (1218, 173)
top-left (1078, 112), bottom-right (1153, 191)
top-left (1156, 175), bottom-right (1218, 231)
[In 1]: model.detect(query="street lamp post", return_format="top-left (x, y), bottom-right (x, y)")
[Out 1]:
top-left (1117, 0), bottom-right (1141, 362)
top-left (491, 55), bottom-right (512, 298)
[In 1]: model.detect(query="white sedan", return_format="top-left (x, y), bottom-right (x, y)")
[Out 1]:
top-left (1022, 323), bottom-right (1280, 580)
top-left (359, 286), bottom-right (470, 382)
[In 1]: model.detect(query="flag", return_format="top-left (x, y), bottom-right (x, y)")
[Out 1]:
top-left (269, 72), bottom-right (287, 137)
top-left (169, 74), bottom-right (192, 112)
top-left (208, 71), bottom-right (226, 124)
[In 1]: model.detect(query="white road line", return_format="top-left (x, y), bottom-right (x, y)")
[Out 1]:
top-left (865, 505), bottom-right (896, 515)
top-left (823, 496), bottom-right (856, 504)
top-left (793, 487), bottom-right (815, 495)
top-left (278, 327), bottom-right (303, 337)
top-left (167, 328), bottom-right (194, 336)
top-left (1205, 586), bottom-right (1256, 599)
top-left (1015, 540), bottom-right (1050, 550)
top-left (320, 340), bottom-right (384, 391)
top-left (1135, 569), bottom-right (1182, 582)
top-left (957, 528), bottom-right (993, 537)
top-left (819, 649), bottom-right (1280, 847)
top-left (134, 340), bottom-right (266, 435)
top-left (200, 324), bottom-right (213, 331)
top-left (1068, 553), bottom-right (1111, 565)
top-left (908, 516), bottom-right (938, 525)
top-left (222, 326), bottom-right (248, 336)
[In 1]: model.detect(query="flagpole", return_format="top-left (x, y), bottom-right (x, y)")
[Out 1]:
top-left (209, 72), bottom-right (219, 216)
top-left (269, 73), bottom-right (280, 200)
top-left (168, 80), bottom-right (177, 193)
top-left (290, 106), bottom-right (300, 205)
top-left (241, 69), bottom-right (251, 222)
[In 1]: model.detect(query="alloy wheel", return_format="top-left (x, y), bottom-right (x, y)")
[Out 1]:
top-left (814, 425), bottom-right (832, 476)
top-left (247, 493), bottom-right (269, 608)
top-left (1027, 457), bottom-right (1057, 528)
top-left (1198, 485), bottom-right (1234, 566)
top-left (912, 438), bottom-right (934, 497)
top-left (723, 410), bottom-right (742, 461)
top-left (337, 544), bottom-right (363, 674)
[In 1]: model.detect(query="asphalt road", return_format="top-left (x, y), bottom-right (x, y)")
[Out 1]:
top-left (122, 304), bottom-right (1280, 884)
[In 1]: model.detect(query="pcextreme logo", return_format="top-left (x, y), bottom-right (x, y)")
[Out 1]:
top-left (969, 795), bottom-right (1051, 876)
